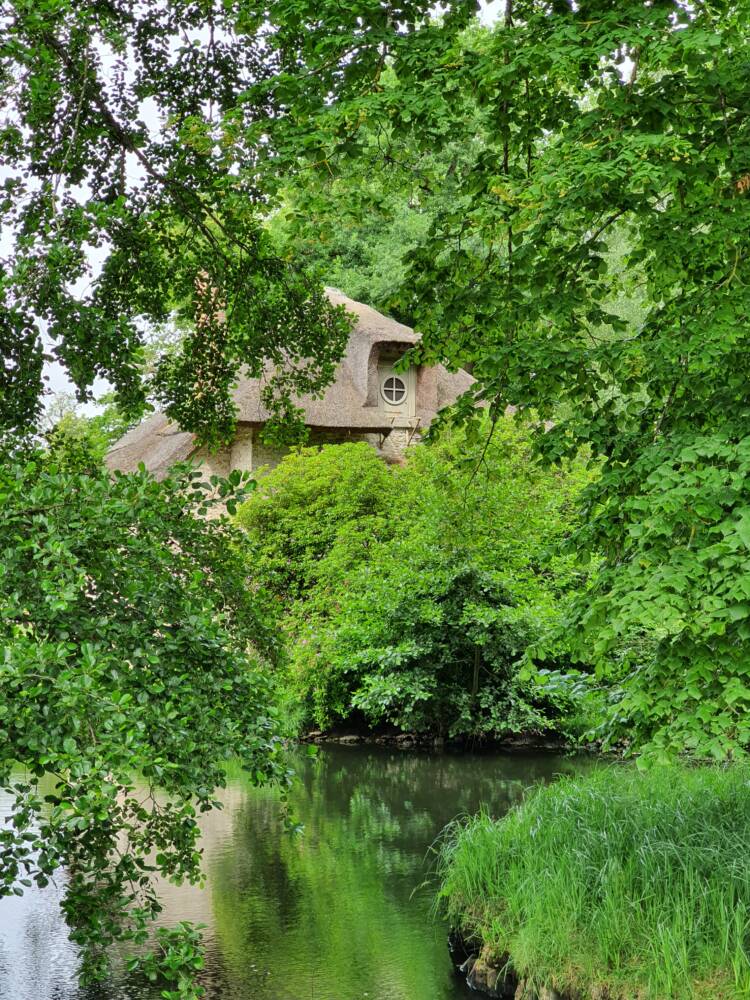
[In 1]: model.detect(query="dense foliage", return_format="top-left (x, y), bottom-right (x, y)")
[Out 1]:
top-left (380, 2), bottom-right (750, 758)
top-left (0, 446), bottom-right (286, 994)
top-left (4, 1), bottom-right (750, 990)
top-left (237, 426), bottom-right (593, 741)
top-left (267, 41), bottom-right (489, 323)
top-left (236, 442), bottom-right (396, 605)
top-left (0, 1), bottom-right (474, 990)
top-left (42, 393), bottom-right (136, 473)
top-left (438, 765), bottom-right (750, 999)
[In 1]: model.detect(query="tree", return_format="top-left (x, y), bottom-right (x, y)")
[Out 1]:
top-left (40, 391), bottom-right (137, 473)
top-left (340, 1), bottom-right (750, 758)
top-left (0, 0), bottom-right (474, 444)
top-left (0, 2), bottom-right (477, 990)
top-left (235, 442), bottom-right (396, 603)
top-left (0, 445), bottom-right (286, 994)
top-left (266, 35), bottom-right (491, 323)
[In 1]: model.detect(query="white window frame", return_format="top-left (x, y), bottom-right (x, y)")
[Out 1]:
top-left (381, 374), bottom-right (408, 405)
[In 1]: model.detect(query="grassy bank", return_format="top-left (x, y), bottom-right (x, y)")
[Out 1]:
top-left (437, 766), bottom-right (750, 999)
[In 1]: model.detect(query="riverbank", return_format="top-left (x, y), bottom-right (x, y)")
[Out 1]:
top-left (299, 724), bottom-right (576, 753)
top-left (438, 765), bottom-right (750, 1000)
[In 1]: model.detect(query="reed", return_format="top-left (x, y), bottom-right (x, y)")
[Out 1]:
top-left (437, 765), bottom-right (750, 999)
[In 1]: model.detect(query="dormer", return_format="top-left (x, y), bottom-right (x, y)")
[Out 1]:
top-left (378, 352), bottom-right (416, 419)
top-left (365, 342), bottom-right (416, 420)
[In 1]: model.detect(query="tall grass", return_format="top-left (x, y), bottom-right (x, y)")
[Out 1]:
top-left (436, 766), bottom-right (750, 999)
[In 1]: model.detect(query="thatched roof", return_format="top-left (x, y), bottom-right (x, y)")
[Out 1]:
top-left (107, 289), bottom-right (474, 477)
top-left (107, 411), bottom-right (195, 479)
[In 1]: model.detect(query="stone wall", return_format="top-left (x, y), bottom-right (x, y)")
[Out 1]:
top-left (188, 424), bottom-right (416, 480)
top-left (189, 443), bottom-right (231, 479)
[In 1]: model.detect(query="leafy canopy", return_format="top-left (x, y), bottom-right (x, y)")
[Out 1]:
top-left (266, 30), bottom-right (491, 324)
top-left (331, 0), bottom-right (750, 758)
top-left (0, 0), bottom-right (474, 442)
top-left (256, 0), bottom-right (750, 757)
top-left (0, 2), bottom-right (478, 990)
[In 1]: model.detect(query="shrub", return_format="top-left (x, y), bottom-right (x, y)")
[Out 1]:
top-left (437, 765), bottom-right (750, 999)
top-left (0, 447), bottom-right (286, 987)
top-left (235, 442), bottom-right (396, 602)
top-left (237, 418), bottom-right (595, 739)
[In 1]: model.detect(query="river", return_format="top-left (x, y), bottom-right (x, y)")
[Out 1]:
top-left (0, 745), bottom-right (585, 1000)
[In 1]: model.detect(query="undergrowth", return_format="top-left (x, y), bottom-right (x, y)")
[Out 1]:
top-left (436, 765), bottom-right (750, 999)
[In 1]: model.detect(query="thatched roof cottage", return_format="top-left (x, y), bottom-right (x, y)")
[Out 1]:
top-left (106, 289), bottom-right (473, 478)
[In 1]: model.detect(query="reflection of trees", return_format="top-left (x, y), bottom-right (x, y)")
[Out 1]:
top-left (208, 747), bottom-right (588, 1000)
top-left (210, 787), bottom-right (445, 1000)
top-left (0, 751), bottom-right (587, 1000)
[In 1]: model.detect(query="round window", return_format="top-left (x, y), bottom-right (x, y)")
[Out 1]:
top-left (381, 375), bottom-right (407, 405)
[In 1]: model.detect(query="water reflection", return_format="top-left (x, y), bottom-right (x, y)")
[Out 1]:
top-left (0, 746), bottom-right (587, 1000)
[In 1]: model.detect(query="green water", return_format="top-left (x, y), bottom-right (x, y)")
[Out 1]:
top-left (0, 745), bottom-right (585, 1000)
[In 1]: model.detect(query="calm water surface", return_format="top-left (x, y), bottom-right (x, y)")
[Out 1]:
top-left (0, 745), bottom-right (586, 1000)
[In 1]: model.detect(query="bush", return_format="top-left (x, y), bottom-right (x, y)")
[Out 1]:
top-left (235, 442), bottom-right (396, 602)
top-left (437, 765), bottom-right (750, 999)
top-left (237, 418), bottom-right (595, 740)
